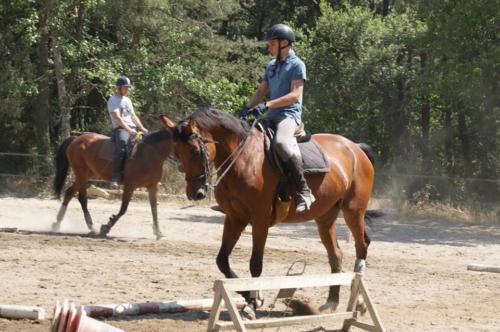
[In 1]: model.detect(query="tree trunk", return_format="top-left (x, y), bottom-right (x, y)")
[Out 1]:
top-left (457, 104), bottom-right (472, 177)
top-left (382, 0), bottom-right (390, 17)
top-left (52, 38), bottom-right (71, 143)
top-left (420, 53), bottom-right (431, 174)
top-left (391, 52), bottom-right (407, 157)
top-left (34, 0), bottom-right (53, 156)
top-left (75, 0), bottom-right (86, 40)
top-left (443, 107), bottom-right (454, 175)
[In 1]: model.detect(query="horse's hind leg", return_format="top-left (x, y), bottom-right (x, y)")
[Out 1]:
top-left (315, 205), bottom-right (342, 312)
top-left (343, 208), bottom-right (369, 272)
top-left (343, 206), bottom-right (370, 313)
top-left (76, 181), bottom-right (98, 234)
top-left (148, 183), bottom-right (163, 240)
top-left (52, 183), bottom-right (77, 231)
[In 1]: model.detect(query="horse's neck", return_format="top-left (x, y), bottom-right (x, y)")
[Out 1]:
top-left (212, 128), bottom-right (263, 175)
top-left (137, 139), bottom-right (171, 161)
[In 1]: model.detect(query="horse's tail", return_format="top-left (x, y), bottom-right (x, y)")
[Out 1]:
top-left (357, 143), bottom-right (382, 230)
top-left (54, 136), bottom-right (76, 199)
top-left (358, 142), bottom-right (375, 166)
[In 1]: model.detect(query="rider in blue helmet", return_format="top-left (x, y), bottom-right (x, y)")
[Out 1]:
top-left (239, 24), bottom-right (315, 212)
top-left (107, 75), bottom-right (148, 188)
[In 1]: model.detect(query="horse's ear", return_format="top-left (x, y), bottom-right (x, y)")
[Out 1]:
top-left (160, 115), bottom-right (176, 130)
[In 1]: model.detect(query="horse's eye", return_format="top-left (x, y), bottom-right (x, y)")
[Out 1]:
top-left (190, 147), bottom-right (199, 157)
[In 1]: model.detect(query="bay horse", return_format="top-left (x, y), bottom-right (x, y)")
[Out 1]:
top-left (160, 108), bottom-right (375, 317)
top-left (53, 129), bottom-right (173, 239)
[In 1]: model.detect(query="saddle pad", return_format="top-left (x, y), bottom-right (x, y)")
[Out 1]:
top-left (298, 139), bottom-right (330, 174)
top-left (258, 121), bottom-right (330, 174)
top-left (97, 137), bottom-right (140, 161)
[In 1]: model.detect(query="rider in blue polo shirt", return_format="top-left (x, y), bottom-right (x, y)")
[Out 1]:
top-left (240, 24), bottom-right (315, 212)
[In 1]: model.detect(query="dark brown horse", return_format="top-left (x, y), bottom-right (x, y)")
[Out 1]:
top-left (53, 129), bottom-right (173, 239)
top-left (161, 109), bottom-right (375, 316)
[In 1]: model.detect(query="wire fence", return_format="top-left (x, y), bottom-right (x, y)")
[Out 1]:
top-left (1, 152), bottom-right (499, 206)
top-left (0, 152), bottom-right (52, 178)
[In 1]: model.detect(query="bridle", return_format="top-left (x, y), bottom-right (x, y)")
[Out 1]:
top-left (184, 132), bottom-right (214, 191)
top-left (183, 120), bottom-right (257, 191)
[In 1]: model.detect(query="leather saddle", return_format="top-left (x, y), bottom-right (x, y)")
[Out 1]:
top-left (98, 133), bottom-right (142, 162)
top-left (256, 119), bottom-right (330, 225)
top-left (257, 119), bottom-right (330, 176)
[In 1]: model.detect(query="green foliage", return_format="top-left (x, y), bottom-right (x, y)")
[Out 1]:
top-left (0, 0), bottom-right (497, 205)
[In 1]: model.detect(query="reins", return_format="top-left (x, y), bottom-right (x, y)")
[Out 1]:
top-left (185, 119), bottom-right (258, 191)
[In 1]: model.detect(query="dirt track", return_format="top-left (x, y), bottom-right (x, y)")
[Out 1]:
top-left (0, 196), bottom-right (499, 331)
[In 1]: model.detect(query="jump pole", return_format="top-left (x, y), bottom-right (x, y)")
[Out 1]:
top-left (0, 304), bottom-right (45, 320)
top-left (82, 297), bottom-right (247, 318)
top-left (467, 264), bottom-right (500, 273)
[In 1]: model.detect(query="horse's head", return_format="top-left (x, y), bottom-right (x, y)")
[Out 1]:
top-left (160, 115), bottom-right (216, 201)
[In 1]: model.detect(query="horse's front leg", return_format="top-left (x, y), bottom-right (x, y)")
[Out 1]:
top-left (100, 185), bottom-right (134, 237)
top-left (241, 222), bottom-right (269, 320)
top-left (147, 182), bottom-right (163, 240)
top-left (315, 207), bottom-right (343, 312)
top-left (216, 216), bottom-right (247, 287)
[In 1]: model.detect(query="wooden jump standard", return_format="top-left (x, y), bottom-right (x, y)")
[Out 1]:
top-left (207, 272), bottom-right (385, 332)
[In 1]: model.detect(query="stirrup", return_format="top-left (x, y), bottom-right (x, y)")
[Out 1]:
top-left (295, 192), bottom-right (316, 213)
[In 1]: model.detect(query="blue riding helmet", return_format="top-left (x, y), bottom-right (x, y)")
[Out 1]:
top-left (116, 76), bottom-right (132, 87)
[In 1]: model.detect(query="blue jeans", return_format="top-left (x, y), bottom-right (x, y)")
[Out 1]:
top-left (112, 127), bottom-right (134, 181)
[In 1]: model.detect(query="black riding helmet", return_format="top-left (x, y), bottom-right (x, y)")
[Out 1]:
top-left (263, 24), bottom-right (295, 43)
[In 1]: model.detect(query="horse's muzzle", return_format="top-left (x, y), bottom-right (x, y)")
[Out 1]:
top-left (189, 187), bottom-right (206, 201)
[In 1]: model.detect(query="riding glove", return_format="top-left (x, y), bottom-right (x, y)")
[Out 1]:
top-left (239, 105), bottom-right (250, 119)
top-left (251, 103), bottom-right (268, 117)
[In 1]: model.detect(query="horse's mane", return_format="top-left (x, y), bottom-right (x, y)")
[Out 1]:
top-left (139, 129), bottom-right (172, 148)
top-left (131, 129), bottom-right (172, 157)
top-left (174, 108), bottom-right (250, 141)
top-left (141, 129), bottom-right (172, 145)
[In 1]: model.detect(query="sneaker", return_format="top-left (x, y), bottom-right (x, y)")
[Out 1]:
top-left (295, 191), bottom-right (316, 213)
top-left (110, 180), bottom-right (119, 189)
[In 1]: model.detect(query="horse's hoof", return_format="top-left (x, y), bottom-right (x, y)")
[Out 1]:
top-left (100, 224), bottom-right (110, 237)
top-left (356, 298), bottom-right (367, 315)
top-left (283, 299), bottom-right (320, 316)
top-left (88, 227), bottom-right (98, 235)
top-left (155, 232), bottom-right (164, 240)
top-left (51, 222), bottom-right (60, 232)
top-left (319, 300), bottom-right (339, 313)
top-left (240, 304), bottom-right (256, 320)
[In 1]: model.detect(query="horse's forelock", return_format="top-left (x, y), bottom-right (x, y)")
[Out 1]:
top-left (173, 120), bottom-right (191, 142)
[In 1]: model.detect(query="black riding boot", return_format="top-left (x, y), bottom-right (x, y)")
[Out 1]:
top-left (111, 159), bottom-right (122, 188)
top-left (286, 156), bottom-right (316, 212)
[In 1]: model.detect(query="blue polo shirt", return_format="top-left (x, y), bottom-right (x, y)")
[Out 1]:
top-left (263, 50), bottom-right (306, 122)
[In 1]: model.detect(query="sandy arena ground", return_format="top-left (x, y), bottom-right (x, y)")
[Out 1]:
top-left (0, 195), bottom-right (499, 331)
